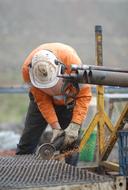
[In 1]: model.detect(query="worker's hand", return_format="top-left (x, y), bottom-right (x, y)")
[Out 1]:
top-left (51, 127), bottom-right (64, 143)
top-left (64, 122), bottom-right (81, 146)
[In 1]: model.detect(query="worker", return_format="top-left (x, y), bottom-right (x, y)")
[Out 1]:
top-left (16, 42), bottom-right (92, 166)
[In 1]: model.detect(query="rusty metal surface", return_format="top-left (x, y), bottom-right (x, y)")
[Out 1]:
top-left (0, 155), bottom-right (113, 189)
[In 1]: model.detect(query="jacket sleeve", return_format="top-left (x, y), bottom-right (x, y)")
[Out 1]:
top-left (71, 84), bottom-right (92, 125)
top-left (30, 87), bottom-right (58, 125)
top-left (63, 48), bottom-right (92, 124)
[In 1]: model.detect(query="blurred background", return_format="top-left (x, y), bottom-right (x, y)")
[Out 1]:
top-left (0, 0), bottom-right (127, 154)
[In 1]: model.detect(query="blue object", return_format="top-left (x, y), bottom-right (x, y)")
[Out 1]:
top-left (118, 130), bottom-right (128, 176)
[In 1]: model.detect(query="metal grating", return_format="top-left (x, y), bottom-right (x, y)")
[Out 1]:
top-left (0, 155), bottom-right (112, 189)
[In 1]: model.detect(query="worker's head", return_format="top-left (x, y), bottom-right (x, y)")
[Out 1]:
top-left (29, 50), bottom-right (65, 89)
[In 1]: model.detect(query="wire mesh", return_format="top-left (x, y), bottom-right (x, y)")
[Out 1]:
top-left (0, 155), bottom-right (112, 189)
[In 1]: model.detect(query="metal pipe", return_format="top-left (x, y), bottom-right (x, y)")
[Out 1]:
top-left (71, 64), bottom-right (128, 73)
top-left (59, 69), bottom-right (128, 87)
top-left (95, 25), bottom-right (103, 66)
top-left (87, 70), bottom-right (128, 87)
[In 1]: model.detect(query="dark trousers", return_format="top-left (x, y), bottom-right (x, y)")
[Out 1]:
top-left (16, 92), bottom-right (80, 166)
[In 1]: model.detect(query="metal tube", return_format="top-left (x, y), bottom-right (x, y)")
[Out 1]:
top-left (87, 70), bottom-right (128, 87)
top-left (71, 64), bottom-right (128, 73)
top-left (59, 70), bottom-right (128, 87)
top-left (95, 25), bottom-right (103, 66)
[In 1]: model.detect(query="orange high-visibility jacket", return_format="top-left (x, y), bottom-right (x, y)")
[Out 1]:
top-left (22, 43), bottom-right (92, 125)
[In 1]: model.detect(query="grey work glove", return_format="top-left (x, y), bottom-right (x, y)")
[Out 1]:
top-left (64, 122), bottom-right (81, 146)
top-left (51, 128), bottom-right (64, 143)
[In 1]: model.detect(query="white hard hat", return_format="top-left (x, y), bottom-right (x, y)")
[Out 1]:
top-left (29, 50), bottom-right (62, 89)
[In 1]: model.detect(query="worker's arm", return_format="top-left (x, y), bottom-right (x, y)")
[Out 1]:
top-left (63, 85), bottom-right (92, 146)
top-left (60, 48), bottom-right (92, 145)
top-left (31, 87), bottom-right (64, 142)
top-left (62, 48), bottom-right (92, 124)
top-left (30, 87), bottom-right (59, 128)
top-left (72, 84), bottom-right (92, 125)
